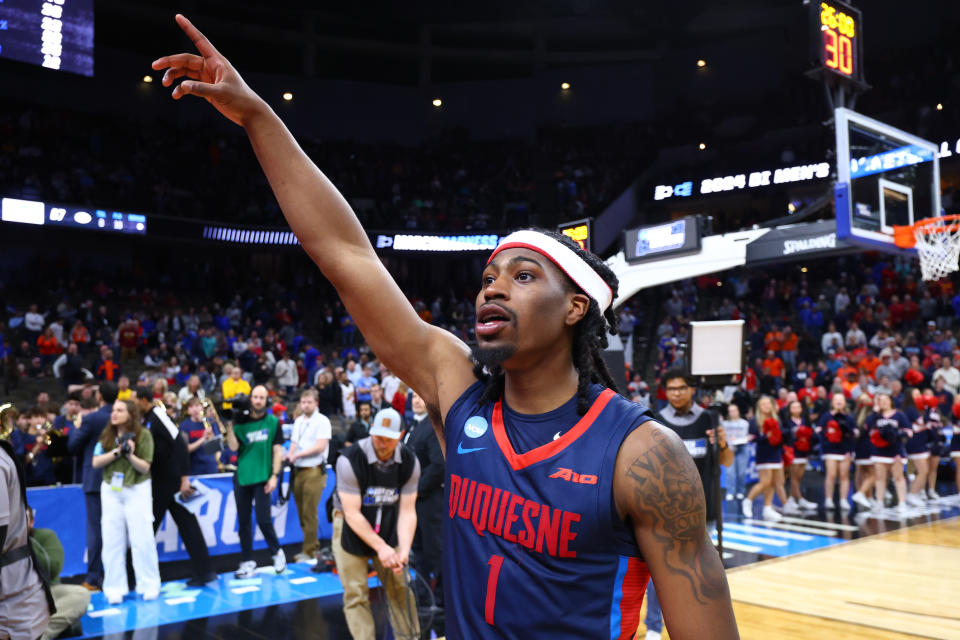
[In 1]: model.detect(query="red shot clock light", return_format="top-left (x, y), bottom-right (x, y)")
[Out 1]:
top-left (811, 0), bottom-right (864, 84)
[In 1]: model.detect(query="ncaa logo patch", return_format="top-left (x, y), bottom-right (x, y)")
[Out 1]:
top-left (464, 416), bottom-right (488, 439)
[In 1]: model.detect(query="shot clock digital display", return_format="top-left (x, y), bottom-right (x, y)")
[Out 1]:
top-left (558, 218), bottom-right (592, 252)
top-left (811, 1), bottom-right (864, 84)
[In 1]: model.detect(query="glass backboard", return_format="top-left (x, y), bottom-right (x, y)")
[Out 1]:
top-left (834, 107), bottom-right (941, 252)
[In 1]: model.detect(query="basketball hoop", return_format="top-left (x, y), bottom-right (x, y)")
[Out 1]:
top-left (895, 214), bottom-right (960, 281)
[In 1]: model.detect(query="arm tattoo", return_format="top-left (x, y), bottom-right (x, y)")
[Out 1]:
top-left (626, 428), bottom-right (727, 605)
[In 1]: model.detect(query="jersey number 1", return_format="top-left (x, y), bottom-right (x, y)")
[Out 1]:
top-left (485, 554), bottom-right (504, 625)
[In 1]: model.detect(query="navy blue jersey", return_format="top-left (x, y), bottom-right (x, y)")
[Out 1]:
top-left (443, 382), bottom-right (653, 639)
top-left (749, 418), bottom-right (783, 465)
top-left (866, 410), bottom-right (909, 459)
top-left (817, 411), bottom-right (855, 456)
top-left (783, 416), bottom-right (816, 458)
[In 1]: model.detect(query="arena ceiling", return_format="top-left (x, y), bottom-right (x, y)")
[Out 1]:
top-left (95, 0), bottom-right (954, 85)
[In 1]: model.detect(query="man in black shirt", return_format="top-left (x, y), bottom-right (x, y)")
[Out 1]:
top-left (647, 367), bottom-right (733, 640)
top-left (135, 387), bottom-right (215, 586)
top-left (345, 401), bottom-right (373, 445)
top-left (402, 392), bottom-right (445, 609)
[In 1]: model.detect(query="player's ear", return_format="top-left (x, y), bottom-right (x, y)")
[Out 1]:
top-left (565, 293), bottom-right (590, 326)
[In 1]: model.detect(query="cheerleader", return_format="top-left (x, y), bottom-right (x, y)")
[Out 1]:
top-left (818, 393), bottom-right (856, 510)
top-left (865, 391), bottom-right (911, 516)
top-left (903, 389), bottom-right (930, 506)
top-left (922, 389), bottom-right (947, 500)
top-left (950, 398), bottom-right (960, 496)
top-left (783, 400), bottom-right (817, 513)
top-left (742, 395), bottom-right (784, 521)
top-left (851, 392), bottom-right (876, 508)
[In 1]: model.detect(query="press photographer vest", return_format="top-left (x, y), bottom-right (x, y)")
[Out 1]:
top-left (339, 442), bottom-right (416, 557)
top-left (0, 439), bottom-right (56, 615)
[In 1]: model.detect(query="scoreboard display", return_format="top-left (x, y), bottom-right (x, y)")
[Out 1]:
top-left (0, 0), bottom-right (94, 76)
top-left (558, 218), bottom-right (592, 252)
top-left (810, 0), bottom-right (864, 84)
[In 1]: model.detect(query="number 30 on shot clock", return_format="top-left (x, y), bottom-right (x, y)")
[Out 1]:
top-left (811, 0), bottom-right (864, 84)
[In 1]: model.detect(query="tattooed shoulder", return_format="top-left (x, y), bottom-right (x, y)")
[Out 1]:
top-left (617, 422), bottom-right (727, 605)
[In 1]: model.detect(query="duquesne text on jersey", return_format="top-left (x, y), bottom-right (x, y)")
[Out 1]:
top-left (449, 473), bottom-right (581, 558)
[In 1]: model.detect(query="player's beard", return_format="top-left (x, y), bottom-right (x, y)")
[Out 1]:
top-left (471, 343), bottom-right (517, 371)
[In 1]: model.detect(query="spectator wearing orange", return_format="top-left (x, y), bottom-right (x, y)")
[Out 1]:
top-left (36, 327), bottom-right (63, 368)
top-left (762, 350), bottom-right (785, 390)
top-left (71, 320), bottom-right (91, 354)
top-left (96, 349), bottom-right (121, 382)
top-left (764, 325), bottom-right (783, 353)
top-left (860, 350), bottom-right (882, 380)
top-left (835, 357), bottom-right (858, 383)
top-left (780, 326), bottom-right (798, 370)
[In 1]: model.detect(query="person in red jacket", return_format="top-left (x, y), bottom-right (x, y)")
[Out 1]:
top-left (36, 327), bottom-right (63, 369)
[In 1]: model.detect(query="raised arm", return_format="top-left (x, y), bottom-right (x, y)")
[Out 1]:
top-left (614, 423), bottom-right (739, 640)
top-left (152, 15), bottom-right (475, 414)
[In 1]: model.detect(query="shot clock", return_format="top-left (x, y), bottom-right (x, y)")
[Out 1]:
top-left (810, 0), bottom-right (864, 85)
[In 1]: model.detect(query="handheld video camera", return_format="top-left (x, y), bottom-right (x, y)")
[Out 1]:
top-left (222, 394), bottom-right (255, 424)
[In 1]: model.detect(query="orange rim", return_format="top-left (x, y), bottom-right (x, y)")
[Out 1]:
top-left (914, 214), bottom-right (960, 234)
top-left (894, 215), bottom-right (960, 249)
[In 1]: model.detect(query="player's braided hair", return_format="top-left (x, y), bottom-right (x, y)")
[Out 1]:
top-left (472, 229), bottom-right (621, 415)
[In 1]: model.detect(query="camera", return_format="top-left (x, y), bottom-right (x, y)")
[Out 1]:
top-left (118, 432), bottom-right (136, 457)
top-left (222, 394), bottom-right (255, 424)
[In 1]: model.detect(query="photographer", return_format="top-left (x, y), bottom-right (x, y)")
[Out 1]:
top-left (224, 385), bottom-right (286, 578)
top-left (90, 398), bottom-right (160, 605)
top-left (1, 429), bottom-right (54, 639)
top-left (333, 408), bottom-right (420, 640)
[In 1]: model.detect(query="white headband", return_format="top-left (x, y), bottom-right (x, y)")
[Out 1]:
top-left (488, 230), bottom-right (613, 312)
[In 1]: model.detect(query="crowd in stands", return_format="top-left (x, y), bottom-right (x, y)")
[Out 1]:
top-left (645, 252), bottom-right (960, 518)
top-left (0, 100), bottom-right (651, 232)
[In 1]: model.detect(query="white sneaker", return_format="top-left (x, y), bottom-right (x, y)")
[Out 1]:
top-left (725, 493), bottom-right (734, 501)
top-left (762, 505), bottom-right (783, 521)
top-left (234, 560), bottom-right (257, 579)
top-left (741, 497), bottom-right (753, 518)
top-left (824, 497), bottom-right (835, 510)
top-left (871, 499), bottom-right (883, 512)
top-left (783, 497), bottom-right (800, 514)
top-left (645, 631), bottom-right (662, 640)
top-left (927, 489), bottom-right (941, 501)
top-left (840, 498), bottom-right (851, 511)
top-left (142, 590), bottom-right (159, 601)
top-left (906, 493), bottom-right (925, 507)
top-left (896, 503), bottom-right (909, 519)
top-left (852, 491), bottom-right (872, 509)
top-left (798, 497), bottom-right (818, 510)
top-left (106, 593), bottom-right (124, 605)
top-left (735, 492), bottom-right (745, 500)
top-left (273, 549), bottom-right (287, 574)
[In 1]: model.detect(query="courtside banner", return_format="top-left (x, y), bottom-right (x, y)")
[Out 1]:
top-left (28, 470), bottom-right (335, 578)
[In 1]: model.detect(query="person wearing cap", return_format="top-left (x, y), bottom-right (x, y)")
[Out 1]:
top-left (285, 388), bottom-right (331, 563)
top-left (875, 350), bottom-right (899, 383)
top-left (154, 19), bottom-right (740, 638)
top-left (332, 407), bottom-right (420, 640)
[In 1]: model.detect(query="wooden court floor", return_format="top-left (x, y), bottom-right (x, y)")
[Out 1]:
top-left (642, 516), bottom-right (960, 640)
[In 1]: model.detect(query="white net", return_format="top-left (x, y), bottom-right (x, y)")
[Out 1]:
top-left (914, 218), bottom-right (960, 281)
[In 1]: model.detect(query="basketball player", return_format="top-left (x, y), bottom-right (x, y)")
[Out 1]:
top-left (153, 16), bottom-right (739, 638)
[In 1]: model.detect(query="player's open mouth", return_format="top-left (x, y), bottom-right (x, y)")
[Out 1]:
top-left (476, 304), bottom-right (514, 337)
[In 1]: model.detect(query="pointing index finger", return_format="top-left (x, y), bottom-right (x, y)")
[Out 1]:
top-left (175, 13), bottom-right (220, 59)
